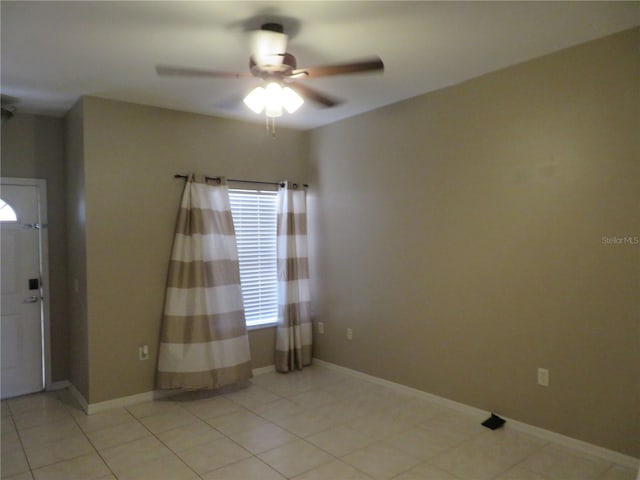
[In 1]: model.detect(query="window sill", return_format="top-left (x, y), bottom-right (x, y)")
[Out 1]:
top-left (247, 322), bottom-right (278, 331)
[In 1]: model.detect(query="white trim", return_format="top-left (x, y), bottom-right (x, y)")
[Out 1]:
top-left (247, 322), bottom-right (277, 331)
top-left (0, 177), bottom-right (52, 394)
top-left (252, 365), bottom-right (276, 376)
top-left (68, 383), bottom-right (89, 414)
top-left (313, 358), bottom-right (640, 470)
top-left (37, 179), bottom-right (52, 393)
top-left (67, 382), bottom-right (175, 415)
top-left (70, 367), bottom-right (276, 416)
top-left (46, 380), bottom-right (70, 392)
top-left (86, 389), bottom-right (175, 415)
top-left (505, 417), bottom-right (639, 469)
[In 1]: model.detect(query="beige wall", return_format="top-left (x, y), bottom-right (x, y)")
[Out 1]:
top-left (248, 327), bottom-right (278, 369)
top-left (308, 28), bottom-right (640, 457)
top-left (64, 101), bottom-right (90, 398)
top-left (79, 97), bottom-right (308, 403)
top-left (4, 26), bottom-right (636, 458)
top-left (1, 113), bottom-right (69, 382)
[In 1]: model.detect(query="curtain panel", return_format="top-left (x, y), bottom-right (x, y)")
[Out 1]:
top-left (157, 175), bottom-right (252, 389)
top-left (275, 182), bottom-right (313, 372)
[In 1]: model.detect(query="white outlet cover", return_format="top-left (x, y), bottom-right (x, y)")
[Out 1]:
top-left (537, 368), bottom-right (549, 386)
top-left (139, 346), bottom-right (149, 361)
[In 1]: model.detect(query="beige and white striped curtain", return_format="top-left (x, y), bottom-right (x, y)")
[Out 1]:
top-left (275, 182), bottom-right (312, 372)
top-left (157, 175), bottom-right (252, 390)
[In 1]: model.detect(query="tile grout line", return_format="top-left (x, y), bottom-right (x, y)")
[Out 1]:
top-left (203, 396), bottom-right (331, 479)
top-left (12, 393), bottom-right (79, 478)
top-left (7, 368), bottom-right (633, 480)
top-left (123, 402), bottom-right (204, 480)
top-left (6, 392), bottom-right (85, 478)
top-left (215, 378), bottom-right (370, 479)
top-left (7, 407), bottom-right (36, 479)
top-left (123, 393), bottom-right (300, 479)
top-left (250, 372), bottom-right (540, 480)
top-left (64, 390), bottom-right (120, 480)
top-left (498, 439), bottom-right (553, 480)
top-left (186, 395), bottom-right (283, 476)
top-left (252, 377), bottom-right (411, 478)
top-left (227, 384), bottom-right (390, 479)
top-left (68, 427), bottom-right (119, 480)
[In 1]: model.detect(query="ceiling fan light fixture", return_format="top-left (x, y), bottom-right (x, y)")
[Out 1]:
top-left (244, 81), bottom-right (304, 118)
top-left (243, 86), bottom-right (266, 114)
top-left (264, 81), bottom-right (284, 118)
top-left (282, 87), bottom-right (304, 114)
top-left (250, 29), bottom-right (287, 68)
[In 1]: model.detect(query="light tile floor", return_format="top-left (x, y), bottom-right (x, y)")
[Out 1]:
top-left (1, 365), bottom-right (637, 480)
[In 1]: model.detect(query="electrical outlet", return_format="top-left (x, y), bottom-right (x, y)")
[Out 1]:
top-left (346, 328), bottom-right (353, 340)
top-left (318, 322), bottom-right (325, 334)
top-left (537, 368), bottom-right (549, 386)
top-left (139, 345), bottom-right (149, 361)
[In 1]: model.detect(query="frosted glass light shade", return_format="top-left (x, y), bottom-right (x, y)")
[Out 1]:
top-left (244, 82), bottom-right (304, 117)
top-left (243, 86), bottom-right (266, 114)
top-left (250, 30), bottom-right (287, 67)
top-left (282, 87), bottom-right (303, 114)
top-left (264, 82), bottom-right (283, 118)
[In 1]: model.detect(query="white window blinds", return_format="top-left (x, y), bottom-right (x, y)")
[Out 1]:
top-left (229, 188), bottom-right (278, 327)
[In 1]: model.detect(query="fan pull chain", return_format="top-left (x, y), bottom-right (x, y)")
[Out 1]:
top-left (266, 116), bottom-right (277, 137)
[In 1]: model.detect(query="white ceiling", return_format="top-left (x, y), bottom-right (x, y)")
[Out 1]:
top-left (1, 1), bottom-right (638, 130)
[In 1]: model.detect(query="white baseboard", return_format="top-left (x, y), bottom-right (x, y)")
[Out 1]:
top-left (68, 366), bottom-right (275, 416)
top-left (67, 382), bottom-right (177, 415)
top-left (313, 358), bottom-right (640, 470)
top-left (67, 383), bottom-right (89, 414)
top-left (46, 380), bottom-right (70, 392)
top-left (252, 365), bottom-right (276, 376)
top-left (86, 389), bottom-right (175, 415)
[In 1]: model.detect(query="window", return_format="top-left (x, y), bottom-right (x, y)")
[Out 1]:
top-left (0, 199), bottom-right (18, 222)
top-left (229, 189), bottom-right (278, 327)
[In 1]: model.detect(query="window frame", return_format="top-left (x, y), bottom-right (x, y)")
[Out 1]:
top-left (228, 186), bottom-right (279, 329)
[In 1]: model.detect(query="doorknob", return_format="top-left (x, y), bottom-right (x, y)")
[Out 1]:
top-left (23, 296), bottom-right (39, 303)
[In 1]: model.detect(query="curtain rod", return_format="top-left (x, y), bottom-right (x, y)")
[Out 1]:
top-left (174, 174), bottom-right (308, 188)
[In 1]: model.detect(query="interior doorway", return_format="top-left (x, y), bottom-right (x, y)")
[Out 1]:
top-left (1, 177), bottom-right (51, 399)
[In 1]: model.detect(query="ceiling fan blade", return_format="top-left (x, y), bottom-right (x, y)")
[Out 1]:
top-left (288, 83), bottom-right (342, 108)
top-left (213, 93), bottom-right (245, 110)
top-left (156, 65), bottom-right (250, 79)
top-left (292, 56), bottom-right (384, 78)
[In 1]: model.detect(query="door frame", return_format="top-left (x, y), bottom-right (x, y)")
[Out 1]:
top-left (1, 177), bottom-right (52, 392)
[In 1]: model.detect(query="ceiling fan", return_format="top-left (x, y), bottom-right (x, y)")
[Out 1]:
top-left (156, 22), bottom-right (384, 121)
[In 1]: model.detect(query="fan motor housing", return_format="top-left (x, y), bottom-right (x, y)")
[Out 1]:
top-left (261, 22), bottom-right (284, 33)
top-left (250, 53), bottom-right (297, 79)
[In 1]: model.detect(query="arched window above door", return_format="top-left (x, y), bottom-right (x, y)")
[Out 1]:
top-left (0, 199), bottom-right (18, 222)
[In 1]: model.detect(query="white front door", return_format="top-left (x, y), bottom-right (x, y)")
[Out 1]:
top-left (1, 181), bottom-right (45, 398)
